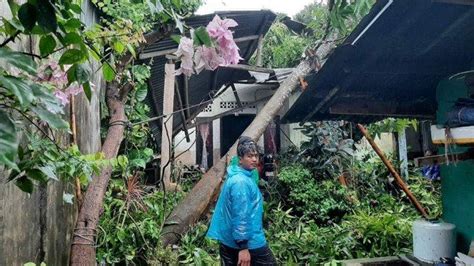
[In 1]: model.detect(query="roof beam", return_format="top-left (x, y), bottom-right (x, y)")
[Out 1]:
top-left (230, 83), bottom-right (243, 108)
top-left (301, 86), bottom-right (340, 124)
top-left (220, 64), bottom-right (274, 74)
top-left (432, 0), bottom-right (474, 5)
top-left (329, 100), bottom-right (398, 115)
top-left (328, 100), bottom-right (435, 119)
top-left (139, 35), bottom-right (260, 59)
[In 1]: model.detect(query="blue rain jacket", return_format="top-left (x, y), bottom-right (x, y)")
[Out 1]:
top-left (206, 164), bottom-right (267, 250)
top-left (229, 156), bottom-right (259, 184)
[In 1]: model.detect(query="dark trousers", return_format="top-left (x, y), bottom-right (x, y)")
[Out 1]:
top-left (219, 244), bottom-right (278, 266)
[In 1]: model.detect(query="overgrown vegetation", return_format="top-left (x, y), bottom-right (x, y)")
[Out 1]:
top-left (97, 179), bottom-right (185, 264)
top-left (1, 0), bottom-right (442, 264)
top-left (255, 0), bottom-right (376, 68)
top-left (262, 121), bottom-right (441, 264)
top-left (95, 119), bottom-right (441, 265)
top-left (94, 1), bottom-right (440, 264)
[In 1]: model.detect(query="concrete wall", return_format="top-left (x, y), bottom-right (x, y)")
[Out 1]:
top-left (174, 128), bottom-right (197, 165)
top-left (0, 2), bottom-right (102, 265)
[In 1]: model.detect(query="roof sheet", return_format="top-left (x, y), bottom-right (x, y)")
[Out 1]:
top-left (139, 10), bottom-right (276, 140)
top-left (283, 0), bottom-right (474, 123)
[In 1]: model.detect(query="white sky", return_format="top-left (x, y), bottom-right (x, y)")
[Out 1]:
top-left (197, 0), bottom-right (319, 18)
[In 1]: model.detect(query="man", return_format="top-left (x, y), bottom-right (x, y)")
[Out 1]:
top-left (207, 136), bottom-right (277, 266)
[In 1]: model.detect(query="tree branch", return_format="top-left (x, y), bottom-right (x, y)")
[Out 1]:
top-left (12, 106), bottom-right (65, 152)
top-left (20, 51), bottom-right (42, 59)
top-left (0, 30), bottom-right (20, 47)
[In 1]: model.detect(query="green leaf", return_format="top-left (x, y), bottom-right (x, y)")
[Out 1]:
top-left (155, 0), bottom-right (164, 12)
top-left (0, 75), bottom-right (34, 106)
top-left (31, 84), bottom-right (63, 114)
top-left (0, 109), bottom-right (18, 170)
top-left (64, 32), bottom-right (82, 45)
top-left (146, 0), bottom-right (164, 14)
top-left (59, 49), bottom-right (84, 65)
top-left (0, 47), bottom-right (37, 75)
top-left (63, 193), bottom-right (74, 204)
top-left (83, 81), bottom-right (92, 102)
top-left (39, 35), bottom-right (56, 57)
top-left (8, 1), bottom-right (20, 16)
top-left (30, 25), bottom-right (47, 35)
top-left (26, 169), bottom-right (48, 182)
top-left (15, 176), bottom-right (34, 193)
top-left (135, 85), bottom-right (148, 101)
top-left (132, 159), bottom-right (146, 169)
top-left (113, 41), bottom-right (125, 54)
top-left (175, 17), bottom-right (184, 34)
top-left (64, 18), bottom-right (82, 31)
top-left (143, 148), bottom-right (154, 158)
top-left (18, 3), bottom-right (38, 31)
top-left (18, 146), bottom-right (25, 160)
top-left (66, 64), bottom-right (77, 84)
top-left (37, 0), bottom-right (57, 33)
top-left (39, 165), bottom-right (58, 181)
top-left (194, 27), bottom-right (212, 47)
top-left (131, 65), bottom-right (150, 82)
top-left (117, 228), bottom-right (127, 242)
top-left (170, 34), bottom-right (182, 44)
top-left (117, 155), bottom-right (128, 170)
top-left (172, 0), bottom-right (181, 9)
top-left (5, 18), bottom-right (25, 32)
top-left (60, 8), bottom-right (72, 20)
top-left (31, 106), bottom-right (69, 129)
top-left (102, 63), bottom-right (115, 82)
top-left (126, 44), bottom-right (136, 58)
top-left (78, 173), bottom-right (89, 185)
top-left (70, 4), bottom-right (82, 14)
top-left (74, 64), bottom-right (91, 84)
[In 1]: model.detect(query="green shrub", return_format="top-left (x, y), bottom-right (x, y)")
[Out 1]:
top-left (266, 204), bottom-right (356, 264)
top-left (278, 164), bottom-right (352, 223)
top-left (177, 221), bottom-right (219, 265)
top-left (96, 179), bottom-right (185, 264)
top-left (342, 210), bottom-right (413, 258)
top-left (265, 143), bottom-right (441, 264)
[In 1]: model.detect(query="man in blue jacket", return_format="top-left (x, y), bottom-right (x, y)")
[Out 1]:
top-left (207, 136), bottom-right (277, 266)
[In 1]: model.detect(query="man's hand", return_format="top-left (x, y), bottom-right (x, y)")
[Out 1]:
top-left (238, 249), bottom-right (251, 266)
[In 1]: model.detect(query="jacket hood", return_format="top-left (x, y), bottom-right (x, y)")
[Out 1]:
top-left (227, 164), bottom-right (253, 179)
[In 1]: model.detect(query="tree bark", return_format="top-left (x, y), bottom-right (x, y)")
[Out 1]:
top-left (70, 82), bottom-right (127, 265)
top-left (160, 41), bottom-right (336, 246)
top-left (69, 26), bottom-right (170, 265)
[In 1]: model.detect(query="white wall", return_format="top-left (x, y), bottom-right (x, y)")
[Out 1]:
top-left (198, 83), bottom-right (275, 118)
top-left (173, 127), bottom-right (197, 165)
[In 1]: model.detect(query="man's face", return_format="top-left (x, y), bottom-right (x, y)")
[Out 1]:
top-left (239, 151), bottom-right (259, 171)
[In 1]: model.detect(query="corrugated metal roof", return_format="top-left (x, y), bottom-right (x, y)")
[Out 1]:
top-left (139, 10), bottom-right (276, 141)
top-left (282, 0), bottom-right (474, 124)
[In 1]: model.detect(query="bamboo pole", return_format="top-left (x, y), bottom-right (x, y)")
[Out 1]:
top-left (357, 124), bottom-right (429, 218)
top-left (70, 95), bottom-right (83, 206)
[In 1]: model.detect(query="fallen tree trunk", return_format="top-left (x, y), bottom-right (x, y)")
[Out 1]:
top-left (160, 41), bottom-right (336, 246)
